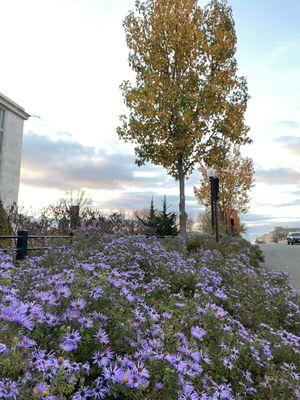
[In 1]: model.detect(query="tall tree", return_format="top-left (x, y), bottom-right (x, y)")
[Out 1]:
top-left (194, 146), bottom-right (254, 232)
top-left (118, 0), bottom-right (251, 240)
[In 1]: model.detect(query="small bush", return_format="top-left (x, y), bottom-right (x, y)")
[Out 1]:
top-left (187, 233), bottom-right (265, 268)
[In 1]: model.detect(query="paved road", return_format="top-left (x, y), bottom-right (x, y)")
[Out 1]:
top-left (259, 243), bottom-right (300, 290)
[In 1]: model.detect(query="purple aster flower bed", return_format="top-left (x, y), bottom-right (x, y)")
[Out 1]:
top-left (0, 230), bottom-right (299, 399)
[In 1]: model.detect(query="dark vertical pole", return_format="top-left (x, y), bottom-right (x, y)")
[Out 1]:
top-left (211, 177), bottom-right (219, 243)
top-left (70, 206), bottom-right (80, 230)
top-left (16, 229), bottom-right (28, 261)
top-left (210, 177), bottom-right (215, 229)
top-left (230, 218), bottom-right (235, 236)
top-left (215, 200), bottom-right (219, 242)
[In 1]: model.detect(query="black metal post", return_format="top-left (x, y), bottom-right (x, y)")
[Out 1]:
top-left (211, 177), bottom-right (219, 243)
top-left (214, 200), bottom-right (219, 243)
top-left (210, 177), bottom-right (215, 229)
top-left (230, 218), bottom-right (235, 236)
top-left (16, 229), bottom-right (28, 261)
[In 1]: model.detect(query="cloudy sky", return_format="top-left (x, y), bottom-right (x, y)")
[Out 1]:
top-left (0, 0), bottom-right (300, 240)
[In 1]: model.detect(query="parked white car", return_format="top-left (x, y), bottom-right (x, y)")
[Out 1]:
top-left (287, 232), bottom-right (300, 245)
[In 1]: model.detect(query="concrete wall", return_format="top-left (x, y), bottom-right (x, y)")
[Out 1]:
top-left (0, 110), bottom-right (25, 207)
top-left (0, 93), bottom-right (29, 208)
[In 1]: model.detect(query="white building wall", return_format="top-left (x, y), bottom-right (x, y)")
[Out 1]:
top-left (0, 93), bottom-right (29, 208)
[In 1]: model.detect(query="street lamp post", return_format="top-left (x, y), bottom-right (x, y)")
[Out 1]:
top-left (208, 167), bottom-right (219, 243)
top-left (230, 217), bottom-right (235, 236)
top-left (208, 168), bottom-right (215, 230)
top-left (214, 196), bottom-right (219, 243)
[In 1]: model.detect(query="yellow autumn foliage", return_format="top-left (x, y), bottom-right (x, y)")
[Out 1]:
top-left (194, 146), bottom-right (254, 232)
top-left (118, 0), bottom-right (251, 237)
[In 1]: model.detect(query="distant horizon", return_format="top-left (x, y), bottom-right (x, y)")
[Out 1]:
top-left (11, 191), bottom-right (300, 241)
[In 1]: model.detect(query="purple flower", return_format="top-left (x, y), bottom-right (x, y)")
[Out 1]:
top-left (90, 286), bottom-right (104, 300)
top-left (60, 330), bottom-right (81, 352)
top-left (57, 286), bottom-right (71, 298)
top-left (191, 326), bottom-right (206, 340)
top-left (37, 291), bottom-right (57, 306)
top-left (25, 301), bottom-right (43, 318)
top-left (82, 362), bottom-right (91, 374)
top-left (16, 335), bottom-right (36, 349)
top-left (0, 343), bottom-right (8, 354)
top-left (78, 316), bottom-right (94, 328)
top-left (71, 298), bottom-right (86, 310)
top-left (60, 342), bottom-right (77, 352)
top-left (135, 361), bottom-right (150, 378)
top-left (102, 364), bottom-right (120, 381)
top-left (223, 357), bottom-right (233, 370)
top-left (94, 328), bottom-right (109, 344)
top-left (40, 361), bottom-right (58, 379)
top-left (92, 347), bottom-right (114, 368)
top-left (72, 386), bottom-right (92, 399)
top-left (33, 383), bottom-right (54, 399)
top-left (215, 383), bottom-right (234, 399)
top-left (243, 370), bottom-right (253, 383)
top-left (0, 303), bottom-right (34, 330)
top-left (91, 385), bottom-right (109, 399)
top-left (131, 374), bottom-right (149, 389)
top-left (65, 309), bottom-right (81, 321)
top-left (114, 369), bottom-right (133, 386)
top-left (42, 312), bottom-right (59, 327)
top-left (190, 361), bottom-right (203, 374)
top-left (179, 384), bottom-right (199, 400)
top-left (0, 379), bottom-right (19, 399)
top-left (66, 330), bottom-right (81, 344)
top-left (56, 357), bottom-right (71, 369)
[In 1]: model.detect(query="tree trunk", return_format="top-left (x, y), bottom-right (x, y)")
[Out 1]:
top-left (178, 156), bottom-right (186, 241)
